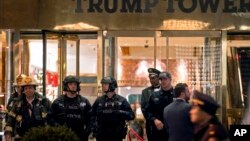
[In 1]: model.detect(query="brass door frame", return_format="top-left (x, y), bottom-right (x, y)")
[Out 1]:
top-left (42, 30), bottom-right (98, 96)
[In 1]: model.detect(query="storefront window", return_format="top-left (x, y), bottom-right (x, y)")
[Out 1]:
top-left (106, 31), bottom-right (222, 121)
top-left (117, 37), bottom-right (155, 88)
top-left (158, 32), bottom-right (222, 97)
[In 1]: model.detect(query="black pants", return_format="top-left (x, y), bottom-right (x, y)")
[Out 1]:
top-left (146, 122), bottom-right (153, 141)
top-left (151, 128), bottom-right (168, 141)
top-left (96, 136), bottom-right (123, 141)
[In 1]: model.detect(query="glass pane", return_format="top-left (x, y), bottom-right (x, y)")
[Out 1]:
top-left (80, 39), bottom-right (97, 74)
top-left (28, 39), bottom-right (44, 94)
top-left (28, 39), bottom-right (59, 101)
top-left (117, 37), bottom-right (155, 88)
top-left (66, 40), bottom-right (76, 75)
top-left (46, 40), bottom-right (59, 101)
top-left (116, 37), bottom-right (154, 120)
top-left (157, 36), bottom-right (222, 97)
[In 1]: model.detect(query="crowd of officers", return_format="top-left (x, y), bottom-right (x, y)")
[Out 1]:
top-left (3, 68), bottom-right (229, 141)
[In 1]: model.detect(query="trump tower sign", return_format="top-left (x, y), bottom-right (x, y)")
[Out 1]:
top-left (0, 0), bottom-right (249, 30)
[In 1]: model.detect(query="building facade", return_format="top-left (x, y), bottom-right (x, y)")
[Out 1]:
top-left (1, 0), bottom-right (250, 126)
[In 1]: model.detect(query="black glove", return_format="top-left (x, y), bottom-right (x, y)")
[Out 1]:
top-left (114, 110), bottom-right (128, 116)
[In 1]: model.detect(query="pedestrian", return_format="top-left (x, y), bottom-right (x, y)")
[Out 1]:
top-left (190, 90), bottom-right (229, 141)
top-left (146, 72), bottom-right (174, 141)
top-left (92, 76), bottom-right (135, 141)
top-left (163, 83), bottom-right (193, 141)
top-left (48, 75), bottom-right (93, 141)
top-left (141, 68), bottom-right (161, 141)
top-left (4, 75), bottom-right (51, 141)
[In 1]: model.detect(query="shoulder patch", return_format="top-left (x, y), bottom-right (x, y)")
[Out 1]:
top-left (80, 102), bottom-right (86, 107)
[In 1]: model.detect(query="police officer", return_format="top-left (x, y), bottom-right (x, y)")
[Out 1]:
top-left (4, 75), bottom-right (51, 141)
top-left (145, 72), bottom-right (174, 141)
top-left (141, 68), bottom-right (161, 141)
top-left (7, 74), bottom-right (27, 112)
top-left (92, 76), bottom-right (135, 141)
top-left (190, 90), bottom-right (229, 141)
top-left (48, 75), bottom-right (93, 141)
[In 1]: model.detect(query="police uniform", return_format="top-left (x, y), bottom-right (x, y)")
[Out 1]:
top-left (4, 92), bottom-right (51, 139)
top-left (49, 94), bottom-right (93, 141)
top-left (48, 76), bottom-right (93, 141)
top-left (190, 91), bottom-right (229, 141)
top-left (145, 72), bottom-right (174, 141)
top-left (141, 68), bottom-right (161, 141)
top-left (92, 94), bottom-right (135, 141)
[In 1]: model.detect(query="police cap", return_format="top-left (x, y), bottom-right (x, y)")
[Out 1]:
top-left (148, 68), bottom-right (161, 78)
top-left (190, 90), bottom-right (220, 116)
top-left (159, 72), bottom-right (171, 80)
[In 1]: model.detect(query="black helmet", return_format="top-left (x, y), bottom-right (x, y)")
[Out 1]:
top-left (101, 76), bottom-right (117, 92)
top-left (63, 75), bottom-right (81, 92)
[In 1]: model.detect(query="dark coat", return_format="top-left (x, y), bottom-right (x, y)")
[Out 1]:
top-left (49, 94), bottom-right (93, 141)
top-left (92, 94), bottom-right (135, 141)
top-left (164, 99), bottom-right (193, 141)
top-left (146, 88), bottom-right (174, 141)
top-left (141, 86), bottom-right (160, 120)
top-left (193, 117), bottom-right (229, 141)
top-left (5, 93), bottom-right (51, 137)
top-left (141, 86), bottom-right (160, 141)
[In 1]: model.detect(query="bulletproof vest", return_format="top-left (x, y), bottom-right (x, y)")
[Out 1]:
top-left (97, 96), bottom-right (124, 127)
top-left (56, 95), bottom-right (87, 125)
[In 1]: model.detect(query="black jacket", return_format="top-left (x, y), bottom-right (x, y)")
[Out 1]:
top-left (194, 117), bottom-right (229, 141)
top-left (146, 88), bottom-right (174, 123)
top-left (92, 94), bottom-right (135, 140)
top-left (146, 87), bottom-right (174, 141)
top-left (48, 94), bottom-right (93, 141)
top-left (141, 85), bottom-right (160, 121)
top-left (5, 93), bottom-right (51, 137)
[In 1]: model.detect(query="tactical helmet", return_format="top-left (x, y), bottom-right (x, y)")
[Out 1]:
top-left (101, 76), bottom-right (117, 92)
top-left (13, 74), bottom-right (27, 86)
top-left (63, 75), bottom-right (81, 92)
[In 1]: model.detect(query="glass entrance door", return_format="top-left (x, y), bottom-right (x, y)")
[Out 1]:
top-left (17, 31), bottom-right (98, 101)
top-left (227, 34), bottom-right (250, 125)
top-left (104, 30), bottom-right (223, 121)
top-left (42, 31), bottom-right (98, 101)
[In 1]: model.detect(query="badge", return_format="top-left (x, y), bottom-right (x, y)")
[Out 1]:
top-left (42, 112), bottom-right (47, 118)
top-left (80, 102), bottom-right (86, 107)
top-left (16, 115), bottom-right (22, 122)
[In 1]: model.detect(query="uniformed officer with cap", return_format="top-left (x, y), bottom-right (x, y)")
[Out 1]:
top-left (190, 90), bottom-right (229, 141)
top-left (141, 68), bottom-right (161, 141)
top-left (145, 71), bottom-right (174, 141)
